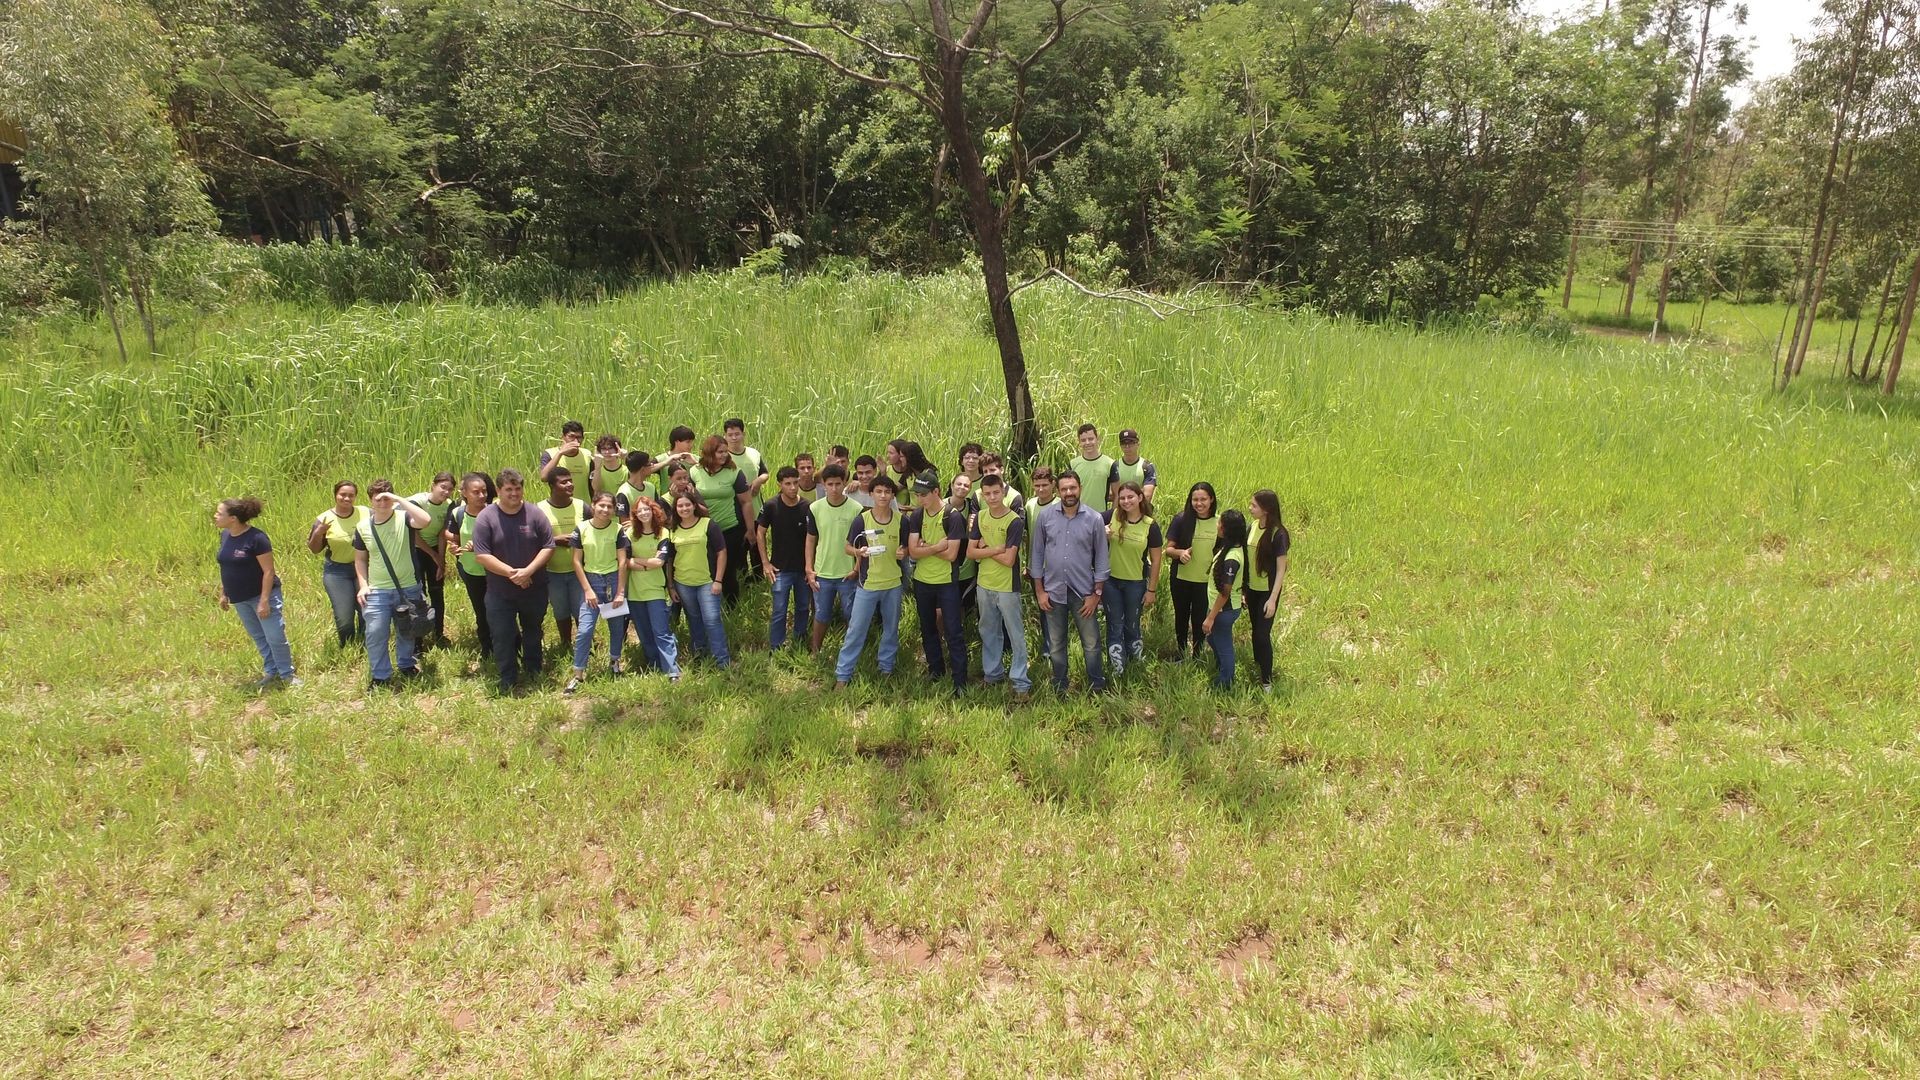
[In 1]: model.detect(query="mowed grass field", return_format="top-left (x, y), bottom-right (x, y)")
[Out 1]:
top-left (2, 273), bottom-right (1918, 1074)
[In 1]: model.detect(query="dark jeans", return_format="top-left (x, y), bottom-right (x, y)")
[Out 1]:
top-left (912, 579), bottom-right (967, 689)
top-left (459, 570), bottom-right (491, 651)
top-left (484, 587), bottom-right (546, 690)
top-left (1244, 586), bottom-right (1276, 684)
top-left (1171, 577), bottom-right (1208, 655)
top-left (412, 548), bottom-right (446, 642)
top-left (721, 523), bottom-right (747, 605)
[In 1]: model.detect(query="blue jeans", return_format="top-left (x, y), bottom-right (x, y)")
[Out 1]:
top-left (631, 597), bottom-right (679, 676)
top-left (834, 586), bottom-right (903, 682)
top-left (547, 570), bottom-right (583, 624)
top-left (363, 585), bottom-right (423, 681)
top-left (812, 576), bottom-right (857, 625)
top-left (572, 572), bottom-right (627, 671)
top-left (1044, 588), bottom-right (1105, 691)
top-left (485, 587), bottom-right (545, 690)
top-left (322, 562), bottom-right (362, 645)
top-left (1104, 577), bottom-right (1147, 660)
top-left (1208, 606), bottom-right (1241, 690)
top-left (977, 587), bottom-right (1030, 692)
top-left (769, 568), bottom-right (812, 649)
top-left (913, 579), bottom-right (967, 689)
top-left (233, 587), bottom-right (296, 680)
top-left (676, 581), bottom-right (731, 667)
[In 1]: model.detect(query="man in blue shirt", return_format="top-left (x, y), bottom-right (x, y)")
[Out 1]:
top-left (1029, 472), bottom-right (1110, 692)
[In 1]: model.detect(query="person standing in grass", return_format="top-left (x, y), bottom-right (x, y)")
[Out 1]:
top-left (624, 496), bottom-right (679, 680)
top-left (1244, 490), bottom-right (1291, 693)
top-left (758, 465), bottom-right (814, 651)
top-left (473, 468), bottom-right (555, 694)
top-left (795, 452), bottom-right (820, 502)
top-left (444, 472), bottom-right (495, 652)
top-left (848, 454), bottom-right (879, 508)
top-left (834, 475), bottom-right (907, 688)
top-left (948, 473), bottom-right (979, 618)
top-left (406, 471), bottom-right (457, 649)
top-left (614, 450), bottom-right (658, 524)
top-left (906, 470), bottom-right (969, 694)
top-left (1201, 509), bottom-right (1250, 691)
top-left (1030, 471), bottom-right (1110, 693)
top-left (725, 418), bottom-right (770, 576)
top-left (1164, 481), bottom-right (1220, 661)
top-left (539, 467), bottom-right (585, 650)
top-left (352, 479), bottom-right (433, 689)
top-left (656, 425), bottom-right (699, 473)
top-left (1068, 423), bottom-right (1117, 513)
top-left (590, 434), bottom-right (628, 500)
top-left (215, 496), bottom-right (299, 690)
top-left (969, 473), bottom-right (1031, 702)
top-left (666, 491), bottom-right (731, 668)
top-left (307, 480), bottom-right (367, 647)
top-left (957, 442), bottom-right (985, 487)
top-left (1111, 429), bottom-right (1157, 504)
top-left (885, 439), bottom-right (934, 492)
top-left (691, 435), bottom-right (753, 606)
top-left (1103, 481), bottom-right (1163, 677)
top-left (1023, 466), bottom-right (1058, 659)
top-left (538, 420), bottom-right (592, 486)
top-left (567, 492), bottom-right (630, 694)
top-left (979, 453), bottom-right (1023, 510)
top-left (806, 463), bottom-right (863, 652)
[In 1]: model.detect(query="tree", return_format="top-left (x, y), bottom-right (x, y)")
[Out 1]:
top-left (0, 0), bottom-right (215, 359)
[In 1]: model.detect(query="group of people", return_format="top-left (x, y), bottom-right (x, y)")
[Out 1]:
top-left (214, 419), bottom-right (1291, 698)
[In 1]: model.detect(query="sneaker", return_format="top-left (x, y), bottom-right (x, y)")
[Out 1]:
top-left (252, 676), bottom-right (278, 692)
top-left (610, 659), bottom-right (624, 676)
top-left (669, 671), bottom-right (682, 683)
top-left (565, 676), bottom-right (582, 695)
top-left (1261, 682), bottom-right (1273, 694)
top-left (1012, 689), bottom-right (1031, 704)
top-left (834, 680), bottom-right (849, 690)
top-left (397, 666), bottom-right (423, 679)
top-left (283, 676), bottom-right (304, 689)
top-left (369, 678), bottom-right (391, 691)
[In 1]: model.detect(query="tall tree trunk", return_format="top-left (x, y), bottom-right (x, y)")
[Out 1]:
top-left (128, 261), bottom-right (158, 355)
top-left (1653, 0), bottom-right (1715, 339)
top-left (1561, 166), bottom-right (1585, 309)
top-left (1783, 0), bottom-right (1873, 387)
top-left (1884, 245), bottom-right (1920, 395)
top-left (932, 47), bottom-right (1037, 460)
top-left (90, 247), bottom-right (129, 365)
top-left (1860, 254), bottom-right (1896, 378)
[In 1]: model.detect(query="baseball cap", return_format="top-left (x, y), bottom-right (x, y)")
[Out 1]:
top-left (911, 469), bottom-right (940, 495)
top-left (1119, 429), bottom-right (1140, 444)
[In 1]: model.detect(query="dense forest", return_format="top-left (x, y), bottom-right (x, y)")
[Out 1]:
top-left (3, 0), bottom-right (1918, 387)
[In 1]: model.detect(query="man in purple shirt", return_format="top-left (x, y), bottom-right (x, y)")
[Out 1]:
top-left (1029, 472), bottom-right (1110, 692)
top-left (472, 467), bottom-right (555, 694)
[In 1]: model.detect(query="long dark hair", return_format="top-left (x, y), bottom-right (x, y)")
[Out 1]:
top-left (1183, 481), bottom-right (1217, 520)
top-left (1252, 489), bottom-right (1286, 579)
top-left (890, 438), bottom-right (935, 476)
top-left (1211, 509), bottom-right (1249, 594)
top-left (460, 470), bottom-right (495, 504)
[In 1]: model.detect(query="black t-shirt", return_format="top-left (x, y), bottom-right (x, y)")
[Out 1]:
top-left (217, 527), bottom-right (274, 603)
top-left (756, 497), bottom-right (813, 572)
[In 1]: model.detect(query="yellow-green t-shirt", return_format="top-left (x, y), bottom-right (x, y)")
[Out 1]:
top-left (574, 518), bottom-right (628, 576)
top-left (668, 521), bottom-right (719, 588)
top-left (1069, 453), bottom-right (1116, 513)
top-left (1107, 513), bottom-right (1160, 583)
top-left (593, 459), bottom-right (629, 497)
top-left (808, 495), bottom-right (865, 580)
top-left (625, 526), bottom-right (670, 602)
top-left (408, 493), bottom-right (454, 542)
top-left (973, 506), bottom-right (1022, 593)
top-left (1220, 546), bottom-right (1246, 609)
top-left (1247, 524), bottom-right (1275, 592)
top-left (453, 505), bottom-right (484, 576)
top-left (855, 509), bottom-right (905, 592)
top-left (320, 505), bottom-right (368, 565)
top-left (544, 445), bottom-right (593, 480)
top-left (354, 511), bottom-right (419, 591)
top-left (692, 465), bottom-right (747, 531)
top-left (540, 499), bottom-right (583, 573)
top-left (909, 507), bottom-right (964, 586)
top-left (1175, 514), bottom-right (1218, 584)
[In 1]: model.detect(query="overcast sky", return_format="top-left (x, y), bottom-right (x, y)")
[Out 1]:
top-left (1533, 0), bottom-right (1823, 102)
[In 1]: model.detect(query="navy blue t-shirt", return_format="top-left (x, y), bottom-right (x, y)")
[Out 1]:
top-left (218, 526), bottom-right (275, 603)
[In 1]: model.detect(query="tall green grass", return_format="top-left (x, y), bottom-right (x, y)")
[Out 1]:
top-left (1, 272), bottom-right (1917, 1072)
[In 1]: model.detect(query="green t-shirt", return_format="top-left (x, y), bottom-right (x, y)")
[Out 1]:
top-left (1069, 453), bottom-right (1116, 513)
top-left (854, 508), bottom-right (905, 592)
top-left (1023, 497), bottom-right (1056, 577)
top-left (408, 493), bottom-right (454, 543)
top-left (354, 511), bottom-right (419, 591)
top-left (732, 446), bottom-right (767, 513)
top-left (1219, 546), bottom-right (1246, 609)
top-left (1247, 524), bottom-right (1275, 592)
top-left (909, 507), bottom-right (965, 586)
top-left (625, 526), bottom-right (670, 602)
top-left (1106, 513), bottom-right (1161, 583)
top-left (668, 520), bottom-right (719, 587)
top-left (616, 479), bottom-right (658, 519)
top-left (1175, 514), bottom-right (1218, 584)
top-left (452, 505), bottom-right (484, 576)
top-left (319, 505), bottom-right (368, 564)
top-left (972, 506), bottom-right (1023, 593)
top-left (692, 465), bottom-right (748, 530)
top-left (544, 445), bottom-right (593, 480)
top-left (593, 459), bottom-right (629, 497)
top-left (808, 495), bottom-right (864, 580)
top-left (1113, 457), bottom-right (1151, 491)
top-left (540, 499), bottom-right (583, 573)
top-left (574, 518), bottom-right (628, 576)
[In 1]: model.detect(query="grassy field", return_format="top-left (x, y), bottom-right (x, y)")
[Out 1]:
top-left (3, 272), bottom-right (1918, 1073)
top-left (1556, 277), bottom-right (1870, 362)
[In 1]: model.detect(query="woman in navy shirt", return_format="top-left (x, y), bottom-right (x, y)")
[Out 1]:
top-left (216, 497), bottom-right (300, 690)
